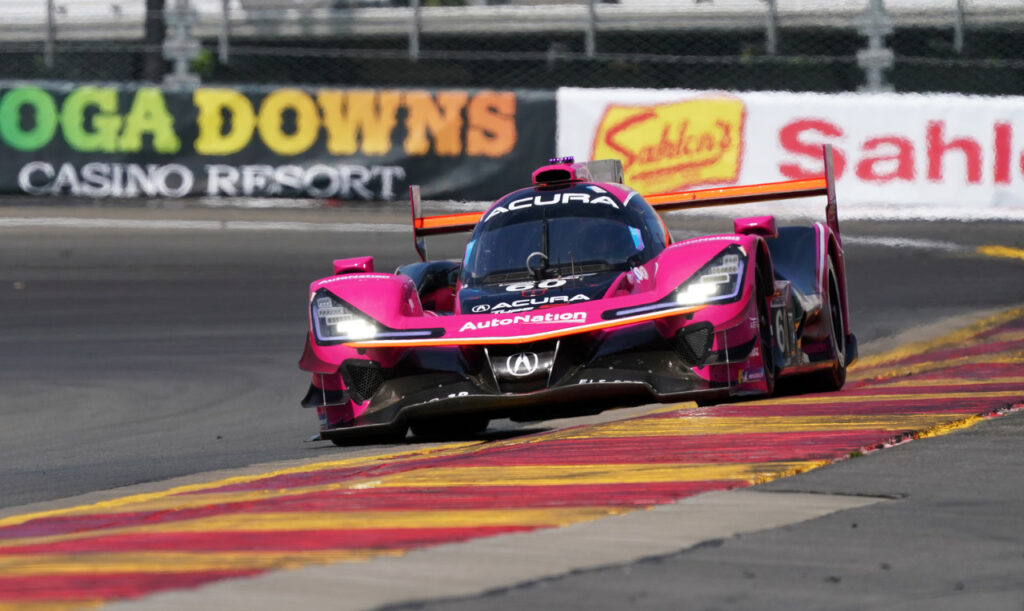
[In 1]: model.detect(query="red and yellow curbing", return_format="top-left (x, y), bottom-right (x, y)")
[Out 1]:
top-left (0, 310), bottom-right (1022, 609)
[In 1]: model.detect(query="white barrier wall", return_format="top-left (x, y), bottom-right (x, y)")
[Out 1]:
top-left (557, 88), bottom-right (1024, 219)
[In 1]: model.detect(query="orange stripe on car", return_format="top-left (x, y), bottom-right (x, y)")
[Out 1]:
top-left (413, 211), bottom-right (484, 235)
top-left (343, 304), bottom-right (705, 348)
top-left (645, 177), bottom-right (828, 211)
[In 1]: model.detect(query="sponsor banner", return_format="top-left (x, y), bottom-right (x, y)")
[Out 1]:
top-left (558, 87), bottom-right (1024, 215)
top-left (0, 83), bottom-right (555, 201)
top-left (590, 96), bottom-right (744, 194)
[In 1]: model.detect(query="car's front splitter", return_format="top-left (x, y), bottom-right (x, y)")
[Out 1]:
top-left (316, 357), bottom-right (733, 443)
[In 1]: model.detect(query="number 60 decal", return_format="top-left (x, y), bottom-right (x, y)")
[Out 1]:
top-left (504, 279), bottom-right (567, 292)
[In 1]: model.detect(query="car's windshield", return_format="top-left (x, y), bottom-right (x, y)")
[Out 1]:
top-left (463, 203), bottom-right (648, 284)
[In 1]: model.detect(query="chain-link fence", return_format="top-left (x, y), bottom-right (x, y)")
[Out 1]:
top-left (2, 0), bottom-right (1022, 94)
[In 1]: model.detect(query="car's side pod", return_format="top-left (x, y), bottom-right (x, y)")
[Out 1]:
top-left (640, 144), bottom-right (852, 365)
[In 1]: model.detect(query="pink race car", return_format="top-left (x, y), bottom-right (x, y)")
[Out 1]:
top-left (300, 146), bottom-right (856, 444)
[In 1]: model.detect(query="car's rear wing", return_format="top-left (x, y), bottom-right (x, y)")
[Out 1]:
top-left (409, 145), bottom-right (839, 260)
top-left (645, 145), bottom-right (840, 243)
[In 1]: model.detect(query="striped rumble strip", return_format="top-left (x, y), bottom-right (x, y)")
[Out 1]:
top-left (0, 309), bottom-right (1022, 609)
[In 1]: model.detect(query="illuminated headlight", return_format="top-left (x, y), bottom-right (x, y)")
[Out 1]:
top-left (312, 291), bottom-right (378, 342)
top-left (674, 249), bottom-right (746, 306)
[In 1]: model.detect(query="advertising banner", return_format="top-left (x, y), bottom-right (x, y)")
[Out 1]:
top-left (0, 83), bottom-right (556, 202)
top-left (558, 87), bottom-right (1024, 218)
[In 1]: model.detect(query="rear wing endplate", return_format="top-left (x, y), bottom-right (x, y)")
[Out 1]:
top-left (409, 184), bottom-right (483, 261)
top-left (409, 145), bottom-right (840, 260)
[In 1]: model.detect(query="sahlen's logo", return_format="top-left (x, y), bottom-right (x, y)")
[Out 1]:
top-left (591, 97), bottom-right (745, 193)
top-left (506, 352), bottom-right (540, 377)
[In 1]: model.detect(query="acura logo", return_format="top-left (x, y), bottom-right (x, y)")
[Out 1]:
top-left (471, 304), bottom-right (490, 313)
top-left (506, 352), bottom-right (540, 377)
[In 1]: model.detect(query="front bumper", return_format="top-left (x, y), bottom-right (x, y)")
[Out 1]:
top-left (314, 345), bottom-right (742, 443)
top-left (305, 303), bottom-right (767, 440)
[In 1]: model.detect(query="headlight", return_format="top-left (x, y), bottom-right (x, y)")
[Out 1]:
top-left (312, 291), bottom-right (378, 342)
top-left (674, 247), bottom-right (746, 306)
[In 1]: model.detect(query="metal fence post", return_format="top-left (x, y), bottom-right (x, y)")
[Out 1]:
top-left (764, 0), bottom-right (778, 55)
top-left (857, 0), bottom-right (894, 92)
top-left (585, 0), bottom-right (597, 58)
top-left (163, 0), bottom-right (201, 89)
top-left (45, 0), bottom-right (56, 68)
top-left (954, 0), bottom-right (965, 54)
top-left (218, 0), bottom-right (230, 64)
top-left (410, 0), bottom-right (421, 61)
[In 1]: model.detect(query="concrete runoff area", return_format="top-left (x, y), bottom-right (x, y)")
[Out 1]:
top-left (109, 491), bottom-right (885, 610)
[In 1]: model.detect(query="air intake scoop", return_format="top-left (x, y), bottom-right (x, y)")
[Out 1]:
top-left (531, 156), bottom-right (625, 187)
top-left (531, 156), bottom-right (592, 186)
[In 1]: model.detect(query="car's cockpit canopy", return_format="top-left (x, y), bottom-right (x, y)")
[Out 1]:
top-left (461, 183), bottom-right (667, 286)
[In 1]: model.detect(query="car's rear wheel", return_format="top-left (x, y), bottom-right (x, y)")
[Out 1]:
top-left (410, 416), bottom-right (489, 440)
top-left (800, 260), bottom-right (847, 392)
top-left (755, 268), bottom-right (777, 396)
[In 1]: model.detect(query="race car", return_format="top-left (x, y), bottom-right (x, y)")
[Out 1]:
top-left (299, 145), bottom-right (856, 444)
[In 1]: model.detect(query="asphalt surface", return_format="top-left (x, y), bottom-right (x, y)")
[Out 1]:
top-left (1, 205), bottom-right (1023, 609)
top-left (1, 207), bottom-right (1023, 510)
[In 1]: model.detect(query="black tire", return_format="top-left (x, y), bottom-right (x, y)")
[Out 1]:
top-left (802, 260), bottom-right (848, 392)
top-left (410, 416), bottom-right (489, 440)
top-left (755, 268), bottom-right (777, 396)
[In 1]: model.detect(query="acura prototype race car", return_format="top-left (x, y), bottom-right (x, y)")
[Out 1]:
top-left (300, 145), bottom-right (856, 444)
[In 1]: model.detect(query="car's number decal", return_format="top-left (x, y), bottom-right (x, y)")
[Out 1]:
top-left (504, 279), bottom-right (567, 292)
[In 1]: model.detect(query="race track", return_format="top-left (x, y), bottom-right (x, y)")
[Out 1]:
top-left (1, 204), bottom-right (1023, 609)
